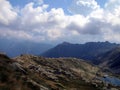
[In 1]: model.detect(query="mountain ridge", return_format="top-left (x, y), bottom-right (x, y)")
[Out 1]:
top-left (0, 38), bottom-right (53, 57)
top-left (41, 41), bottom-right (119, 62)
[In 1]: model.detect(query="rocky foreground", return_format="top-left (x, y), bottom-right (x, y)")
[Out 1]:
top-left (0, 53), bottom-right (120, 90)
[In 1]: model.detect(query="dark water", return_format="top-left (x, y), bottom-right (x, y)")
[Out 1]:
top-left (102, 76), bottom-right (120, 86)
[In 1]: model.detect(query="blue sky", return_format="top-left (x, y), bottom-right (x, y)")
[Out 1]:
top-left (95, 0), bottom-right (107, 7)
top-left (0, 0), bottom-right (120, 44)
top-left (9, 0), bottom-right (106, 14)
top-left (9, 0), bottom-right (73, 15)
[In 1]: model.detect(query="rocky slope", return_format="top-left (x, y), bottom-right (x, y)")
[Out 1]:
top-left (0, 53), bottom-right (120, 90)
top-left (14, 54), bottom-right (101, 90)
top-left (98, 47), bottom-right (120, 74)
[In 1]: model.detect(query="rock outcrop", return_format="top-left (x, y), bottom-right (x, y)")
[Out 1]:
top-left (0, 54), bottom-right (120, 90)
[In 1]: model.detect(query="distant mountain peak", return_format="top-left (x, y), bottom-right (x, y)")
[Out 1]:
top-left (85, 41), bottom-right (110, 44)
top-left (61, 41), bottom-right (71, 45)
top-left (41, 41), bottom-right (119, 61)
top-left (105, 41), bottom-right (110, 43)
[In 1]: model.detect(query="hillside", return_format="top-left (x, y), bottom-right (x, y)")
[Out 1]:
top-left (14, 54), bottom-right (101, 90)
top-left (1, 53), bottom-right (120, 90)
top-left (98, 47), bottom-right (120, 74)
top-left (41, 41), bottom-right (119, 61)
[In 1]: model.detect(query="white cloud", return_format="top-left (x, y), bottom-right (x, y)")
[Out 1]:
top-left (35, 0), bottom-right (44, 5)
top-left (68, 0), bottom-right (100, 16)
top-left (105, 0), bottom-right (120, 11)
top-left (47, 29), bottom-right (62, 40)
top-left (76, 0), bottom-right (99, 9)
top-left (21, 2), bottom-right (49, 25)
top-left (0, 28), bottom-right (32, 40)
top-left (0, 0), bottom-right (17, 25)
top-left (103, 28), bottom-right (120, 43)
top-left (0, 0), bottom-right (120, 43)
top-left (105, 8), bottom-right (120, 26)
top-left (89, 8), bottom-right (104, 19)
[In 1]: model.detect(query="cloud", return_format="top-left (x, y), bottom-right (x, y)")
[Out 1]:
top-left (35, 0), bottom-right (44, 5)
top-left (105, 0), bottom-right (120, 11)
top-left (0, 28), bottom-right (32, 40)
top-left (0, 0), bottom-right (120, 43)
top-left (0, 0), bottom-right (17, 25)
top-left (103, 28), bottom-right (120, 43)
top-left (68, 0), bottom-right (100, 16)
top-left (67, 17), bottom-right (106, 35)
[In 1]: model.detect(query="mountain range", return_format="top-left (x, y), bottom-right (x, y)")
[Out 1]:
top-left (41, 41), bottom-right (119, 61)
top-left (1, 41), bottom-right (120, 90)
top-left (41, 41), bottom-right (120, 74)
top-left (0, 38), bottom-right (53, 57)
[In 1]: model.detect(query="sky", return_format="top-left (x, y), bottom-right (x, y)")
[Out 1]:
top-left (0, 0), bottom-right (120, 44)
